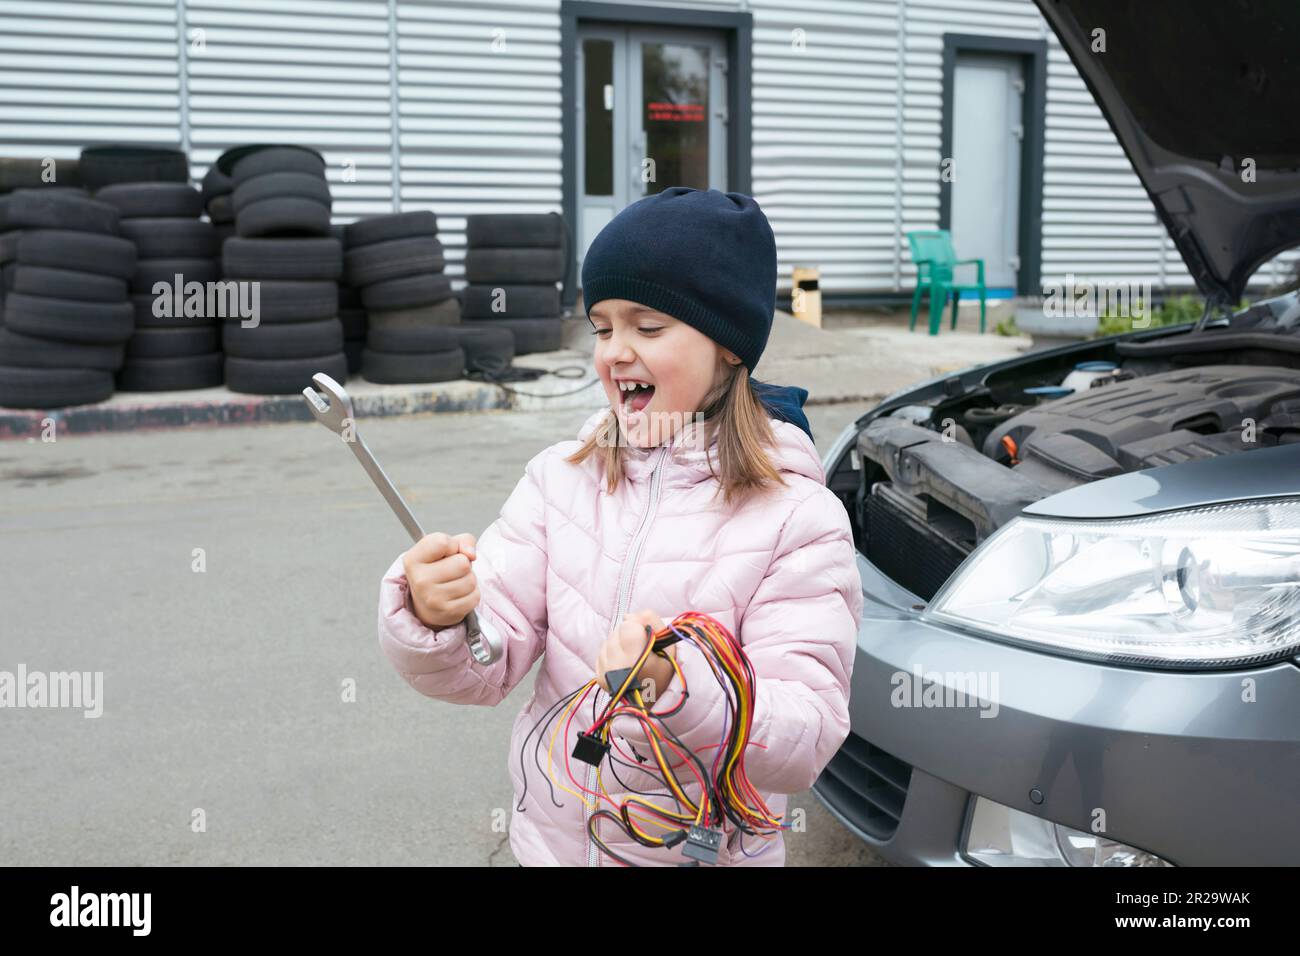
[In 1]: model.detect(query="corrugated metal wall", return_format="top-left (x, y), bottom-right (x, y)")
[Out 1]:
top-left (394, 0), bottom-right (563, 287)
top-left (0, 0), bottom-right (1293, 297)
top-left (750, 0), bottom-right (904, 294)
top-left (0, 0), bottom-right (182, 155)
top-left (695, 0), bottom-right (1294, 296)
top-left (185, 0), bottom-right (397, 219)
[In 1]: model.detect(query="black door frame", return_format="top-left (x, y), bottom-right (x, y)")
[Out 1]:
top-left (559, 1), bottom-right (753, 307)
top-left (938, 34), bottom-right (1047, 297)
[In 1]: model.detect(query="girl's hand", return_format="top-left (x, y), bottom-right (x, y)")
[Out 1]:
top-left (595, 609), bottom-right (678, 702)
top-left (402, 531), bottom-right (479, 629)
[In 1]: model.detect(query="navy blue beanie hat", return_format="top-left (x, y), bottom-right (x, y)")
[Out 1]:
top-left (581, 186), bottom-right (814, 444)
top-left (581, 186), bottom-right (777, 374)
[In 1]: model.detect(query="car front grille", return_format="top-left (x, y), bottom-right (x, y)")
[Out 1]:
top-left (815, 731), bottom-right (913, 841)
top-left (864, 482), bottom-right (968, 601)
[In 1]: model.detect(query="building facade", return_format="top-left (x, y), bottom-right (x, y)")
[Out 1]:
top-left (5, 0), bottom-right (1294, 308)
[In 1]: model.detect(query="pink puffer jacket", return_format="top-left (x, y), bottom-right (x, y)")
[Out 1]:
top-left (377, 406), bottom-right (864, 866)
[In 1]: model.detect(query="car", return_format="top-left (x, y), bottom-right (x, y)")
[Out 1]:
top-left (810, 0), bottom-right (1300, 866)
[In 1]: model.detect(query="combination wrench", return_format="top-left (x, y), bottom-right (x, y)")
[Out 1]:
top-left (302, 372), bottom-right (501, 665)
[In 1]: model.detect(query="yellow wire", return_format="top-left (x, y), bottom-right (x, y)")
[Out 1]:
top-left (546, 679), bottom-right (599, 810)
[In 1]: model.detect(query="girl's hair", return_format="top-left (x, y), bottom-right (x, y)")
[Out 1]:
top-left (565, 355), bottom-right (789, 508)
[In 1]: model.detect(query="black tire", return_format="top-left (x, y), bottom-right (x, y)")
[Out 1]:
top-left (222, 318), bottom-right (343, 360)
top-left (225, 352), bottom-right (347, 395)
top-left (0, 365), bottom-right (113, 408)
top-left (206, 194), bottom-right (234, 224)
top-left (117, 352), bottom-right (222, 392)
top-left (235, 196), bottom-right (330, 238)
top-left (0, 230), bottom-right (20, 264)
top-left (344, 210), bottom-right (437, 249)
top-left (360, 272), bottom-right (452, 311)
top-left (344, 236), bottom-right (444, 287)
top-left (232, 172), bottom-right (332, 214)
top-left (4, 292), bottom-right (134, 344)
top-left (95, 182), bottom-right (203, 219)
top-left (463, 317), bottom-right (563, 355)
top-left (464, 247), bottom-right (564, 284)
top-left (133, 280), bottom-right (330, 325)
top-left (227, 145), bottom-right (326, 183)
top-left (0, 329), bottom-right (124, 371)
top-left (366, 296), bottom-right (461, 328)
top-left (17, 230), bottom-right (136, 279)
top-left (449, 324), bottom-right (515, 374)
top-left (0, 190), bottom-right (120, 236)
top-left (126, 326), bottom-right (220, 358)
top-left (244, 280), bottom-right (338, 323)
top-left (78, 146), bottom-right (188, 191)
top-left (365, 324), bottom-right (458, 353)
top-left (361, 346), bottom-right (464, 384)
top-left (0, 191), bottom-right (87, 237)
top-left (131, 292), bottom-right (232, 328)
top-left (119, 218), bottom-right (216, 259)
top-left (0, 157), bottom-right (82, 192)
top-left (460, 282), bottom-right (560, 319)
top-left (340, 308), bottom-right (367, 338)
top-left (223, 237), bottom-right (342, 280)
top-left (339, 282), bottom-right (362, 309)
top-left (131, 293), bottom-right (198, 329)
top-left (12, 265), bottom-right (127, 302)
top-left (466, 212), bottom-right (563, 249)
top-left (131, 258), bottom-right (220, 294)
top-left (201, 164), bottom-right (233, 204)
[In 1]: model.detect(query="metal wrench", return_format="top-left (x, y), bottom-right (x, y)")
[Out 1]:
top-left (302, 372), bottom-right (500, 665)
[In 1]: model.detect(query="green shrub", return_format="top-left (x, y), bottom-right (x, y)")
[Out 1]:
top-left (994, 315), bottom-right (1020, 337)
top-left (1094, 294), bottom-right (1248, 338)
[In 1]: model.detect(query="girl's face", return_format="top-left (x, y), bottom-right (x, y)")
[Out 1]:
top-left (588, 298), bottom-right (742, 448)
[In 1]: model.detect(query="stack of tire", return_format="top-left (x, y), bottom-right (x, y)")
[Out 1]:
top-left (344, 211), bottom-right (464, 384)
top-left (0, 189), bottom-right (137, 409)
top-left (459, 212), bottom-right (565, 359)
top-left (332, 223), bottom-right (367, 375)
top-left (217, 145), bottom-right (347, 394)
top-left (99, 181), bottom-right (223, 392)
top-left (0, 157), bottom-right (84, 321)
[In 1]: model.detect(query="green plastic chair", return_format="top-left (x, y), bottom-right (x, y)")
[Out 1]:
top-left (906, 230), bottom-right (987, 335)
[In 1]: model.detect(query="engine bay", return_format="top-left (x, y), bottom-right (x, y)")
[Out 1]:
top-left (840, 293), bottom-right (1300, 600)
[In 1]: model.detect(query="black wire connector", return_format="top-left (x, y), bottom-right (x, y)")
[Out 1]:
top-left (572, 731), bottom-right (610, 767)
top-left (681, 825), bottom-right (723, 865)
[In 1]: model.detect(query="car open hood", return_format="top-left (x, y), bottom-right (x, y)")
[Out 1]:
top-left (1035, 0), bottom-right (1300, 305)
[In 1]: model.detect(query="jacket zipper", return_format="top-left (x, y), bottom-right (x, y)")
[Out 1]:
top-left (585, 442), bottom-right (673, 867)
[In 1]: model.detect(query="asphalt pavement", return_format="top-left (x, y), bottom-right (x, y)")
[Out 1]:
top-left (1, 400), bottom-right (895, 865)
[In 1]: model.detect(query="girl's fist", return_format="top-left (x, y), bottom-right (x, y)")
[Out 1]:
top-left (595, 609), bottom-right (677, 700)
top-left (402, 531), bottom-right (479, 629)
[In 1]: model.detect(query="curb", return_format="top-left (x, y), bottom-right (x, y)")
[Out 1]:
top-left (0, 350), bottom-right (605, 440)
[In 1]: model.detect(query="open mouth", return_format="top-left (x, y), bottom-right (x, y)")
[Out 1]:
top-left (618, 381), bottom-right (655, 413)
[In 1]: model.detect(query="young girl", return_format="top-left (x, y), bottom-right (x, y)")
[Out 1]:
top-left (377, 186), bottom-right (864, 866)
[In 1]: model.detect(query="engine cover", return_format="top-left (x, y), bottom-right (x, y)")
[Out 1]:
top-left (986, 365), bottom-right (1300, 491)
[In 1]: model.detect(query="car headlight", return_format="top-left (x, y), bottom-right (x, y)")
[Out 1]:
top-left (926, 498), bottom-right (1300, 669)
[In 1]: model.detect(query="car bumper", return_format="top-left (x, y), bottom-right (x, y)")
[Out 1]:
top-left (812, 555), bottom-right (1300, 866)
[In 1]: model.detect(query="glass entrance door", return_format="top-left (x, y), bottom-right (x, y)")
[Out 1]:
top-left (577, 25), bottom-right (727, 269)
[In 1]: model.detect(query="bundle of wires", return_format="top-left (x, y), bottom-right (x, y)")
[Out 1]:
top-left (515, 611), bottom-right (786, 866)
